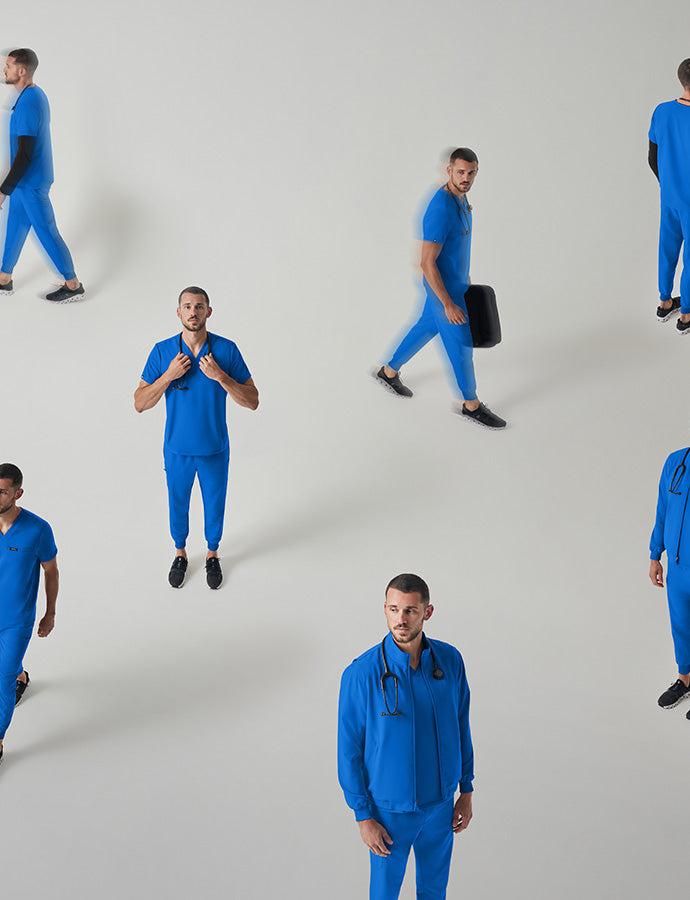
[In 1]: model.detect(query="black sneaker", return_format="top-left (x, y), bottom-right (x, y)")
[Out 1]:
top-left (206, 556), bottom-right (222, 589)
top-left (0, 280), bottom-right (14, 296)
top-left (657, 296), bottom-right (681, 322)
top-left (45, 282), bottom-right (85, 303)
top-left (168, 556), bottom-right (188, 588)
top-left (15, 671), bottom-right (30, 706)
top-left (658, 678), bottom-right (690, 708)
top-left (459, 402), bottom-right (507, 429)
top-left (373, 367), bottom-right (413, 398)
top-left (677, 317), bottom-right (690, 335)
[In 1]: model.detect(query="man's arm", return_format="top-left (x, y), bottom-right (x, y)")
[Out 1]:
top-left (648, 140), bottom-right (659, 181)
top-left (198, 355), bottom-right (259, 410)
top-left (420, 241), bottom-right (466, 325)
top-left (134, 354), bottom-right (191, 412)
top-left (0, 135), bottom-right (37, 202)
top-left (650, 456), bottom-right (672, 571)
top-left (37, 556), bottom-right (58, 637)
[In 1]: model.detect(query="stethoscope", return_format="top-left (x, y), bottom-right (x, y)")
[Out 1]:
top-left (669, 447), bottom-right (690, 495)
top-left (379, 636), bottom-right (444, 717)
top-left (444, 184), bottom-right (472, 235)
top-left (171, 332), bottom-right (212, 391)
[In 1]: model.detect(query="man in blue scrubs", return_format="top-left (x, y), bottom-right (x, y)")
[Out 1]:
top-left (0, 463), bottom-right (58, 764)
top-left (374, 148), bottom-right (505, 429)
top-left (135, 286), bottom-right (259, 589)
top-left (650, 446), bottom-right (690, 715)
top-left (649, 58), bottom-right (690, 332)
top-left (338, 574), bottom-right (473, 900)
top-left (0, 49), bottom-right (84, 303)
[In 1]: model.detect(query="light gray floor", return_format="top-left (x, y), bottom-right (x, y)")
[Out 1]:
top-left (2, 0), bottom-right (689, 896)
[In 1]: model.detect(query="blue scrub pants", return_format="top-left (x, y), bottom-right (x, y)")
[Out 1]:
top-left (387, 293), bottom-right (477, 401)
top-left (164, 448), bottom-right (230, 551)
top-left (1, 187), bottom-right (76, 280)
top-left (658, 204), bottom-right (690, 314)
top-left (369, 800), bottom-right (454, 900)
top-left (665, 563), bottom-right (690, 673)
top-left (0, 624), bottom-right (32, 739)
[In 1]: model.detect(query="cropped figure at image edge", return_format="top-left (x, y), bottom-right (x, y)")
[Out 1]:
top-left (373, 147), bottom-right (505, 429)
top-left (650, 444), bottom-right (690, 715)
top-left (0, 463), bottom-right (58, 765)
top-left (0, 48), bottom-right (84, 303)
top-left (135, 286), bottom-right (259, 590)
top-left (649, 57), bottom-right (690, 332)
top-left (338, 574), bottom-right (473, 900)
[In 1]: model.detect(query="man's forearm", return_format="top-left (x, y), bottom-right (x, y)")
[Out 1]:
top-left (0, 135), bottom-right (36, 195)
top-left (134, 375), bottom-right (173, 412)
top-left (421, 260), bottom-right (453, 309)
top-left (44, 568), bottom-right (59, 615)
top-left (218, 375), bottom-right (259, 410)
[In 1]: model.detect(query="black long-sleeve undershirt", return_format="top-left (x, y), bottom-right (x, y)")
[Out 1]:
top-left (648, 140), bottom-right (659, 181)
top-left (0, 134), bottom-right (36, 195)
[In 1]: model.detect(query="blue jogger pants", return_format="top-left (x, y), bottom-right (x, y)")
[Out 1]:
top-left (0, 624), bottom-right (32, 739)
top-left (387, 294), bottom-right (477, 401)
top-left (368, 800), bottom-right (455, 900)
top-left (658, 204), bottom-right (690, 314)
top-left (666, 563), bottom-right (690, 673)
top-left (163, 448), bottom-right (230, 551)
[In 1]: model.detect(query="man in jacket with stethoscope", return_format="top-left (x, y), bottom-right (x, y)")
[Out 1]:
top-left (650, 446), bottom-right (690, 713)
top-left (338, 574), bottom-right (473, 900)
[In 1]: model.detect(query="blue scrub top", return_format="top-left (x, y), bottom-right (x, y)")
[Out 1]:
top-left (649, 101), bottom-right (690, 208)
top-left (0, 509), bottom-right (57, 628)
top-left (410, 662), bottom-right (443, 807)
top-left (142, 332), bottom-right (252, 456)
top-left (10, 85), bottom-right (54, 190)
top-left (422, 187), bottom-right (472, 300)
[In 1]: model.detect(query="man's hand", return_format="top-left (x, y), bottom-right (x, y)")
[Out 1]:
top-left (452, 794), bottom-right (473, 834)
top-left (37, 613), bottom-right (55, 637)
top-left (650, 559), bottom-right (664, 587)
top-left (444, 302), bottom-right (467, 325)
top-left (166, 353), bottom-right (191, 382)
top-left (357, 818), bottom-right (393, 856)
top-left (199, 353), bottom-right (224, 383)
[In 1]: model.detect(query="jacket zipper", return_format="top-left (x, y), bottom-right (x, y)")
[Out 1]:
top-left (677, 485), bottom-right (690, 563)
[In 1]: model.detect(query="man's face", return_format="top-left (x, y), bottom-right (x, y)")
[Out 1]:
top-left (0, 478), bottom-right (22, 515)
top-left (3, 57), bottom-right (23, 86)
top-left (384, 589), bottom-right (433, 646)
top-left (177, 293), bottom-right (211, 332)
top-left (447, 159), bottom-right (478, 195)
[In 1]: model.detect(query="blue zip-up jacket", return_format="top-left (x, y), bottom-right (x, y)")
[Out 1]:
top-left (650, 447), bottom-right (690, 567)
top-left (338, 633), bottom-right (473, 821)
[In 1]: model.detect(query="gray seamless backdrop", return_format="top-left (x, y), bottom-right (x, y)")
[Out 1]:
top-left (1, 0), bottom-right (689, 896)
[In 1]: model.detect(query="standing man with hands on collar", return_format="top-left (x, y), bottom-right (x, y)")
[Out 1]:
top-left (338, 574), bottom-right (474, 900)
top-left (135, 286), bottom-right (258, 590)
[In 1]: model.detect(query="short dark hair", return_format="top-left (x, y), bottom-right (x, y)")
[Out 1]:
top-left (9, 49), bottom-right (39, 75)
top-left (385, 573), bottom-right (430, 604)
top-left (449, 147), bottom-right (478, 165)
top-left (0, 463), bottom-right (23, 488)
top-left (178, 286), bottom-right (210, 306)
top-left (678, 59), bottom-right (690, 89)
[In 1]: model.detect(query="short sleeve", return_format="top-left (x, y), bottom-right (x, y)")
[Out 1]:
top-left (227, 344), bottom-right (251, 384)
top-left (422, 194), bottom-right (451, 245)
top-left (141, 344), bottom-right (163, 384)
top-left (14, 93), bottom-right (41, 138)
top-left (38, 522), bottom-right (58, 563)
